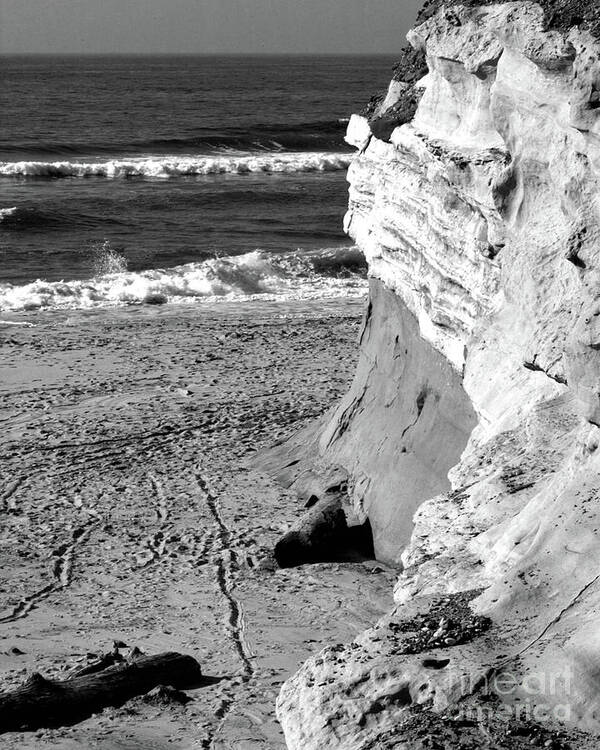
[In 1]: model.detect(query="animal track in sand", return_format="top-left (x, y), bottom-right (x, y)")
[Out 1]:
top-left (135, 473), bottom-right (174, 568)
top-left (0, 302), bottom-right (366, 748)
top-left (195, 470), bottom-right (256, 749)
top-left (196, 473), bottom-right (254, 671)
top-left (0, 518), bottom-right (100, 623)
top-left (150, 474), bottom-right (169, 523)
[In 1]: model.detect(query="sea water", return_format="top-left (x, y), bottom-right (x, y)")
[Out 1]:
top-left (0, 55), bottom-right (395, 311)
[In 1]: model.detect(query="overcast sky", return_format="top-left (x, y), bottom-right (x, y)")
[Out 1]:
top-left (0, 0), bottom-right (423, 54)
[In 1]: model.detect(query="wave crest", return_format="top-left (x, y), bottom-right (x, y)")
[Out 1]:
top-left (0, 152), bottom-right (352, 179)
top-left (0, 207), bottom-right (17, 222)
top-left (0, 247), bottom-right (367, 312)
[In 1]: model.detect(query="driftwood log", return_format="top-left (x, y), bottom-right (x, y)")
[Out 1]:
top-left (0, 651), bottom-right (203, 733)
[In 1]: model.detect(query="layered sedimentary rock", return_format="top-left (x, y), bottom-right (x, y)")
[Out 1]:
top-left (263, 2), bottom-right (600, 747)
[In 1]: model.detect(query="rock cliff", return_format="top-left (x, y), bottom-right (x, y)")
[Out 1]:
top-left (261, 2), bottom-right (600, 747)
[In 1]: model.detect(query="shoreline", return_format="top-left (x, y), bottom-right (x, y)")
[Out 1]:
top-left (0, 295), bottom-right (396, 749)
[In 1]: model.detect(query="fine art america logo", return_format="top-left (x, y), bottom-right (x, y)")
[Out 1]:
top-left (452, 666), bottom-right (573, 724)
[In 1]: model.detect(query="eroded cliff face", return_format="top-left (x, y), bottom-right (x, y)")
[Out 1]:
top-left (268, 2), bottom-right (600, 748)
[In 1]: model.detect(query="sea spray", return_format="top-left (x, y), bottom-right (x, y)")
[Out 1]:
top-left (92, 240), bottom-right (128, 276)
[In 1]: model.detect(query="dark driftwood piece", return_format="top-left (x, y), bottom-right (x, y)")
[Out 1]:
top-left (274, 495), bottom-right (374, 567)
top-left (0, 651), bottom-right (203, 733)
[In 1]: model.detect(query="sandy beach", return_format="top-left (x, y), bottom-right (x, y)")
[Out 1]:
top-left (6, 3), bottom-right (600, 746)
top-left (0, 297), bottom-right (396, 749)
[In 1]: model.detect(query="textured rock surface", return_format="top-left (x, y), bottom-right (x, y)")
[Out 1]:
top-left (269, 1), bottom-right (600, 748)
top-left (317, 278), bottom-right (477, 563)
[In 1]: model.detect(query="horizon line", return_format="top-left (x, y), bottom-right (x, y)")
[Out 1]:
top-left (0, 51), bottom-right (399, 57)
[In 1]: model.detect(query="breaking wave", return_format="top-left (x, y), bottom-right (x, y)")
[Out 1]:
top-left (0, 207), bottom-right (18, 222)
top-left (0, 152), bottom-right (352, 179)
top-left (0, 247), bottom-right (367, 312)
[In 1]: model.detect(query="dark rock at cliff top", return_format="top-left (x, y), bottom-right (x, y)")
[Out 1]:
top-left (369, 88), bottom-right (425, 141)
top-left (393, 0), bottom-right (600, 85)
top-left (360, 93), bottom-right (385, 119)
top-left (392, 45), bottom-right (429, 84)
top-left (368, 45), bottom-right (426, 138)
top-left (379, 0), bottom-right (600, 137)
top-left (418, 0), bottom-right (600, 38)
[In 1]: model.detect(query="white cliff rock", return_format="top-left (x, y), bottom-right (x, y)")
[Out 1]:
top-left (264, 2), bottom-right (600, 748)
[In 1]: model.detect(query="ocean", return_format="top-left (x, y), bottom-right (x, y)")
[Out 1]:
top-left (0, 55), bottom-right (395, 312)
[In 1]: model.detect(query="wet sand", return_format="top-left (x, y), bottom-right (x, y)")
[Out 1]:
top-left (0, 298), bottom-right (395, 749)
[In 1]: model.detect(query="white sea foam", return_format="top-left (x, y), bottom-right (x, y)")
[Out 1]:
top-left (0, 207), bottom-right (17, 221)
top-left (0, 153), bottom-right (352, 179)
top-left (0, 248), bottom-right (367, 312)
